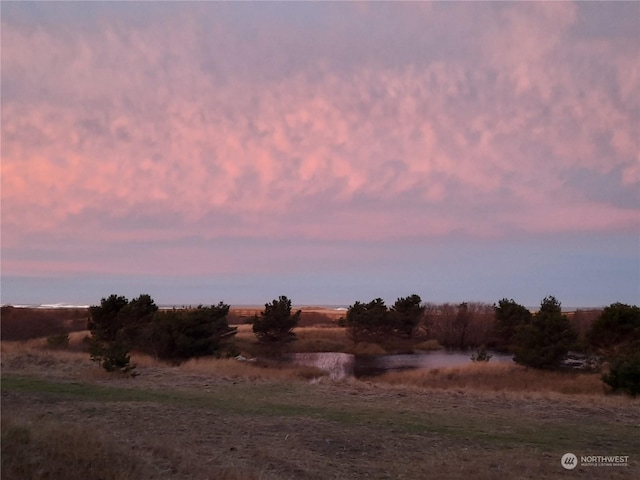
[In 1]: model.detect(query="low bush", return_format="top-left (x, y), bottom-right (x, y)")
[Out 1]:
top-left (588, 302), bottom-right (640, 354)
top-left (602, 347), bottom-right (640, 397)
top-left (470, 345), bottom-right (493, 362)
top-left (88, 335), bottom-right (135, 374)
top-left (414, 339), bottom-right (443, 351)
top-left (352, 342), bottom-right (387, 356)
top-left (46, 333), bottom-right (70, 349)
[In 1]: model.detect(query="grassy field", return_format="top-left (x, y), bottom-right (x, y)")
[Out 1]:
top-left (2, 330), bottom-right (639, 479)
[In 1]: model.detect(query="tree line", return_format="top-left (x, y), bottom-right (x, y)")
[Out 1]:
top-left (87, 295), bottom-right (237, 372)
top-left (86, 293), bottom-right (639, 396)
top-left (87, 294), bottom-right (302, 372)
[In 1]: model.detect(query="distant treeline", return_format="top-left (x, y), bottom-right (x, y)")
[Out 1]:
top-left (4, 294), bottom-right (638, 395)
top-left (0, 301), bottom-right (622, 346)
top-left (0, 305), bottom-right (336, 341)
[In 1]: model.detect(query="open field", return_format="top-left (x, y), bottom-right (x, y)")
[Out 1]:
top-left (2, 335), bottom-right (639, 480)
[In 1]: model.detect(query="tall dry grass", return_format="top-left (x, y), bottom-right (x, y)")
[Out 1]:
top-left (177, 356), bottom-right (328, 381)
top-left (372, 362), bottom-right (608, 395)
top-left (2, 333), bottom-right (328, 384)
top-left (232, 324), bottom-right (350, 356)
top-left (292, 327), bottom-right (350, 352)
top-left (232, 324), bottom-right (261, 356)
top-left (1, 331), bottom-right (91, 369)
top-left (1, 336), bottom-right (89, 360)
top-left (0, 416), bottom-right (262, 480)
top-left (227, 308), bottom-right (340, 327)
top-left (1, 338), bottom-right (95, 382)
top-left (1, 416), bottom-right (148, 480)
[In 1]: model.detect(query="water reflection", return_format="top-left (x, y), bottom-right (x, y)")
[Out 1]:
top-left (284, 351), bottom-right (513, 380)
top-left (284, 352), bottom-right (355, 379)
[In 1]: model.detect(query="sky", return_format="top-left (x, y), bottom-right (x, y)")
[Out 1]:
top-left (1, 1), bottom-right (639, 309)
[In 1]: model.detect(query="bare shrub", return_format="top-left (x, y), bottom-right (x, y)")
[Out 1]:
top-left (422, 302), bottom-right (495, 349)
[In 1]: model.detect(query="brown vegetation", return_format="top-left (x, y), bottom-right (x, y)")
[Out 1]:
top-left (0, 306), bottom-right (87, 341)
top-left (232, 325), bottom-right (350, 357)
top-left (570, 308), bottom-right (603, 342)
top-left (2, 331), bottom-right (639, 479)
top-left (422, 302), bottom-right (495, 348)
top-left (228, 307), bottom-right (340, 326)
top-left (2, 305), bottom-right (609, 355)
top-left (2, 416), bottom-right (152, 480)
top-left (373, 362), bottom-right (607, 396)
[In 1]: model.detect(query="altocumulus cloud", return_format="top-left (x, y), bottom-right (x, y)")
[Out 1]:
top-left (1, 2), bottom-right (638, 305)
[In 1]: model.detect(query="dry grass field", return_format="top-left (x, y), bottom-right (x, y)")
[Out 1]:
top-left (2, 328), bottom-right (639, 480)
top-left (373, 362), bottom-right (609, 395)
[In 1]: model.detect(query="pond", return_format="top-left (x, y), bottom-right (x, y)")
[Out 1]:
top-left (282, 351), bottom-right (514, 380)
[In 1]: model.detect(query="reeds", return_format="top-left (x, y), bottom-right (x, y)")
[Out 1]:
top-left (292, 327), bottom-right (351, 352)
top-left (372, 362), bottom-right (607, 395)
top-left (232, 325), bottom-right (350, 357)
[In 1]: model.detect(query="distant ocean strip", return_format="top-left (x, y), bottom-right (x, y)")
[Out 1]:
top-left (1, 303), bottom-right (592, 312)
top-left (1, 303), bottom-right (350, 310)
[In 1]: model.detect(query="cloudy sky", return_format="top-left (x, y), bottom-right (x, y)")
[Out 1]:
top-left (2, 1), bottom-right (639, 308)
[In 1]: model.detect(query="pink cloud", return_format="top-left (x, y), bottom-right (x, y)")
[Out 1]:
top-left (2, 3), bottom-right (638, 278)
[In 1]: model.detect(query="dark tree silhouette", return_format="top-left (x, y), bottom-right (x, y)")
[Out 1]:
top-left (252, 296), bottom-right (301, 343)
top-left (512, 296), bottom-right (577, 370)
